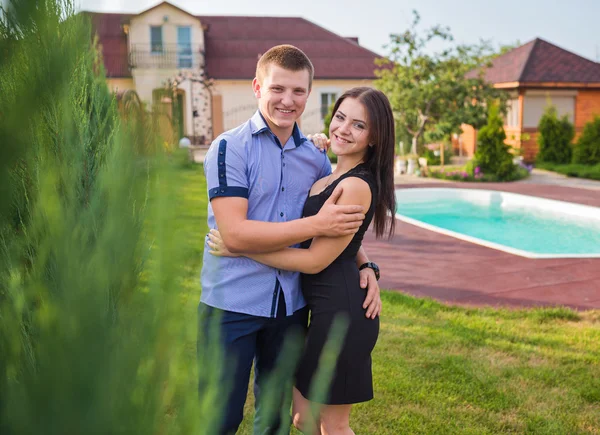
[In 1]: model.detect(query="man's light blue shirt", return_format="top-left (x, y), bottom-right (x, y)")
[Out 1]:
top-left (201, 110), bottom-right (332, 318)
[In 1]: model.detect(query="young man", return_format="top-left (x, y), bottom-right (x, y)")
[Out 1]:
top-left (200, 45), bottom-right (382, 434)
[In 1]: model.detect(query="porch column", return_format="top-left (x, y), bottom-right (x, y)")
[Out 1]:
top-left (211, 94), bottom-right (224, 138)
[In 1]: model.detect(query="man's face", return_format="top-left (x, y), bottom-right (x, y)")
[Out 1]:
top-left (252, 65), bottom-right (311, 140)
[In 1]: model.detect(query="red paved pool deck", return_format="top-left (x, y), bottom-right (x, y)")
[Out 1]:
top-left (362, 182), bottom-right (600, 310)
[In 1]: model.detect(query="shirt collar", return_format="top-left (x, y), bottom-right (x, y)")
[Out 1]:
top-left (250, 110), bottom-right (307, 148)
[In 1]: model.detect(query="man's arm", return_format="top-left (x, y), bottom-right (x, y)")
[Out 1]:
top-left (212, 185), bottom-right (364, 254)
top-left (205, 135), bottom-right (363, 254)
top-left (211, 178), bottom-right (371, 272)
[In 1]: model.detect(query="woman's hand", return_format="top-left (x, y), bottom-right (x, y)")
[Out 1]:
top-left (307, 133), bottom-right (331, 153)
top-left (207, 229), bottom-right (240, 257)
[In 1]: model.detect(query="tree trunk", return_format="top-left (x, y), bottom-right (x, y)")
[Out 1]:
top-left (411, 136), bottom-right (418, 155)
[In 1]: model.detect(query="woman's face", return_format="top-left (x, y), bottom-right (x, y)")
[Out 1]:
top-left (329, 98), bottom-right (370, 160)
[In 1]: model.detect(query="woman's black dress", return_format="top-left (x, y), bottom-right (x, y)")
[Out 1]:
top-left (295, 163), bottom-right (380, 405)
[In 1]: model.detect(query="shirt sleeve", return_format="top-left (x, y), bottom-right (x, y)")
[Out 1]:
top-left (204, 136), bottom-right (249, 201)
top-left (318, 152), bottom-right (333, 179)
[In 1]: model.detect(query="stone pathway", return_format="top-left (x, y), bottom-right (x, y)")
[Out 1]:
top-left (521, 168), bottom-right (600, 191)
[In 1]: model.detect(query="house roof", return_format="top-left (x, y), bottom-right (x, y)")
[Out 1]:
top-left (125, 1), bottom-right (194, 20)
top-left (467, 38), bottom-right (600, 85)
top-left (84, 9), bottom-right (382, 80)
top-left (198, 16), bottom-right (380, 80)
top-left (86, 12), bottom-right (133, 78)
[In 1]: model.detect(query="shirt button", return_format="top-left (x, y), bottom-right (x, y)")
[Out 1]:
top-left (280, 212), bottom-right (284, 217)
top-left (219, 162), bottom-right (224, 166)
top-left (281, 187), bottom-right (285, 191)
top-left (219, 151), bottom-right (224, 155)
top-left (220, 189), bottom-right (225, 193)
top-left (278, 270), bottom-right (281, 275)
top-left (283, 163), bottom-right (286, 167)
top-left (220, 174), bottom-right (224, 178)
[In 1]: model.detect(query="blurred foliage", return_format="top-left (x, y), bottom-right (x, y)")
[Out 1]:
top-left (0, 1), bottom-right (223, 433)
top-left (473, 104), bottom-right (516, 181)
top-left (422, 144), bottom-right (453, 166)
top-left (537, 104), bottom-right (575, 164)
top-left (573, 116), bottom-right (600, 165)
top-left (536, 162), bottom-right (600, 181)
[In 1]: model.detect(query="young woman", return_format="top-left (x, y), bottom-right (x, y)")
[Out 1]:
top-left (208, 87), bottom-right (396, 435)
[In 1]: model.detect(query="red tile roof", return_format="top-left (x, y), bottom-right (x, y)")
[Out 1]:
top-left (198, 16), bottom-right (380, 80)
top-left (467, 38), bottom-right (600, 85)
top-left (86, 12), bottom-right (133, 78)
top-left (84, 11), bottom-right (382, 80)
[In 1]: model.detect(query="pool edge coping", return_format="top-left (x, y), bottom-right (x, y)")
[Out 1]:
top-left (395, 186), bottom-right (600, 259)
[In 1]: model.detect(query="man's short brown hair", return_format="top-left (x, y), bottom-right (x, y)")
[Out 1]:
top-left (256, 45), bottom-right (314, 90)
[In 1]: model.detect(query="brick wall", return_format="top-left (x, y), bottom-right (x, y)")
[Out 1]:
top-left (575, 90), bottom-right (600, 129)
top-left (521, 129), bottom-right (540, 163)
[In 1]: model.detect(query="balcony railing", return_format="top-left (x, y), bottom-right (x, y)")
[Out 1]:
top-left (129, 44), bottom-right (203, 70)
top-left (102, 52), bottom-right (132, 77)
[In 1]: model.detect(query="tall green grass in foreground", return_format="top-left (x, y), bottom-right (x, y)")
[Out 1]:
top-left (0, 1), bottom-right (221, 433)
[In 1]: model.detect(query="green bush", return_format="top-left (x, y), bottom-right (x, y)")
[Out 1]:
top-left (537, 105), bottom-right (574, 164)
top-left (423, 144), bottom-right (453, 166)
top-left (536, 162), bottom-right (600, 181)
top-left (573, 116), bottom-right (600, 165)
top-left (0, 1), bottom-right (223, 433)
top-left (429, 164), bottom-right (529, 182)
top-left (474, 105), bottom-right (516, 181)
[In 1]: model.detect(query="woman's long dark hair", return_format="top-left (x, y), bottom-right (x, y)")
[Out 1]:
top-left (330, 87), bottom-right (396, 239)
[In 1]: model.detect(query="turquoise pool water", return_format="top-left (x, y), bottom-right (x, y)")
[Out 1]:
top-left (396, 188), bottom-right (600, 258)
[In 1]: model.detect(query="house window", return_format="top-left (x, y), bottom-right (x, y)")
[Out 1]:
top-left (505, 98), bottom-right (519, 127)
top-left (321, 92), bottom-right (337, 119)
top-left (150, 26), bottom-right (163, 53)
top-left (177, 26), bottom-right (192, 68)
top-left (523, 95), bottom-right (575, 128)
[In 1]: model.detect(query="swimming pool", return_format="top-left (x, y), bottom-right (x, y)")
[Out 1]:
top-left (395, 188), bottom-right (600, 258)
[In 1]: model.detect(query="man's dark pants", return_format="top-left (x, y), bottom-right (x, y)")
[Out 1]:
top-left (198, 291), bottom-right (308, 435)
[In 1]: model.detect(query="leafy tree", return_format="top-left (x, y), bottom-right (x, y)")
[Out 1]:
top-left (537, 105), bottom-right (574, 164)
top-left (573, 116), bottom-right (600, 165)
top-left (375, 11), bottom-right (505, 155)
top-left (474, 104), bottom-right (515, 180)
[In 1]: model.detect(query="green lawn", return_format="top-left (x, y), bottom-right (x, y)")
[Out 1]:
top-left (176, 156), bottom-right (600, 434)
top-left (536, 162), bottom-right (600, 181)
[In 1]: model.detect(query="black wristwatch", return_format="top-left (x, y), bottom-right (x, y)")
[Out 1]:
top-left (359, 262), bottom-right (380, 281)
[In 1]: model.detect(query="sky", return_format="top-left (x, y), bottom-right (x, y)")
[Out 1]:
top-left (75, 0), bottom-right (599, 62)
